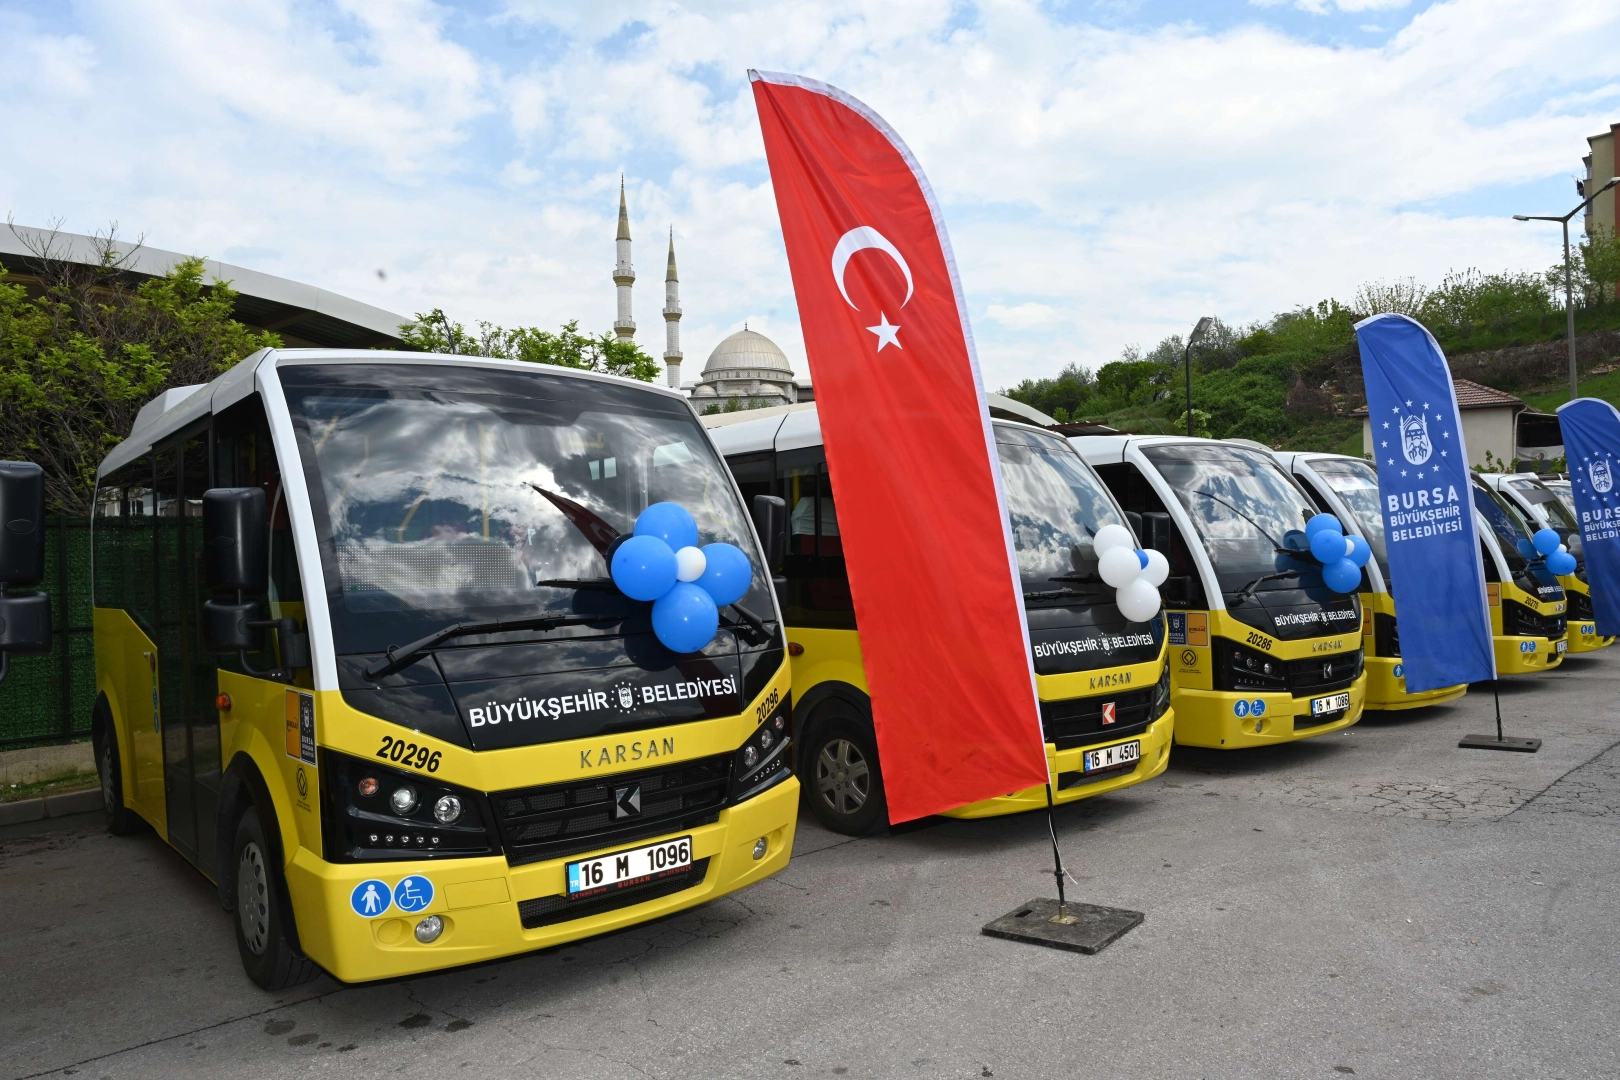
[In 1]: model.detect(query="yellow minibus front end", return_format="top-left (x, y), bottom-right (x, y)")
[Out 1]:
top-left (708, 408), bottom-right (1172, 835)
top-left (1077, 436), bottom-right (1368, 749)
top-left (91, 350), bottom-right (798, 988)
top-left (1481, 472), bottom-right (1612, 654)
top-left (1275, 451), bottom-right (1465, 711)
top-left (1472, 476), bottom-right (1567, 674)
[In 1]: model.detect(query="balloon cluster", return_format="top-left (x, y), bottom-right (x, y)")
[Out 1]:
top-left (609, 503), bottom-right (753, 654)
top-left (1305, 514), bottom-right (1370, 593)
top-left (1517, 528), bottom-right (1578, 576)
top-left (1093, 523), bottom-right (1165, 623)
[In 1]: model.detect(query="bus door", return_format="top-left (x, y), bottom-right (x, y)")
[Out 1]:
top-left (153, 427), bottom-right (220, 872)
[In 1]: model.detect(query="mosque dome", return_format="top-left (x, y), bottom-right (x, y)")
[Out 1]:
top-left (691, 328), bottom-right (797, 409)
top-left (702, 329), bottom-right (794, 377)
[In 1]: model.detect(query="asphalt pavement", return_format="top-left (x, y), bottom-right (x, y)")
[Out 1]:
top-left (4, 652), bottom-right (1619, 1080)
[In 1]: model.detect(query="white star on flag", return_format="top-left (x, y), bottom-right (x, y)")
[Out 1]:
top-left (1405, 399), bottom-right (1413, 407)
top-left (1401, 470), bottom-right (1408, 477)
top-left (1382, 421), bottom-right (1390, 429)
top-left (865, 313), bottom-right (902, 351)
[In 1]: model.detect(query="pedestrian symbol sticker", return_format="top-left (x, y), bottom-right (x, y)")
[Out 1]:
top-left (1234, 699), bottom-right (1250, 718)
top-left (1393, 663), bottom-right (1404, 678)
top-left (351, 879), bottom-right (392, 918)
top-left (394, 875), bottom-right (434, 913)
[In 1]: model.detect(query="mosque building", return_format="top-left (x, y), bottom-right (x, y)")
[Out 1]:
top-left (612, 182), bottom-right (801, 409)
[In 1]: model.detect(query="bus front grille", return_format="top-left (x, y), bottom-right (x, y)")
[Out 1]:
top-left (1568, 590), bottom-right (1594, 622)
top-left (1283, 651), bottom-right (1362, 699)
top-left (517, 858), bottom-right (712, 929)
top-left (494, 754), bottom-right (732, 867)
top-left (1039, 688), bottom-right (1155, 751)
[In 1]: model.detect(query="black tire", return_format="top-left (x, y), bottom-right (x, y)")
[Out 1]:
top-left (97, 728), bottom-right (143, 836)
top-left (799, 706), bottom-right (887, 836)
top-left (232, 807), bottom-right (319, 990)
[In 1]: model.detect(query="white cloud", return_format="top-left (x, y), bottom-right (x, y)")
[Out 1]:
top-left (0, 0), bottom-right (1615, 391)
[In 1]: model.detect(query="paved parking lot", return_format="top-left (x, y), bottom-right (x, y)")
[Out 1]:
top-left (4, 653), bottom-right (1619, 1080)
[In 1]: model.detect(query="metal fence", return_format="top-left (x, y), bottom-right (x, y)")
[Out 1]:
top-left (1, 518), bottom-right (95, 750)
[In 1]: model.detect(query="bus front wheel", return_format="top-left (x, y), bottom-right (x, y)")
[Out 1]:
top-left (802, 709), bottom-right (886, 836)
top-left (96, 726), bottom-right (142, 836)
top-left (232, 807), bottom-right (319, 990)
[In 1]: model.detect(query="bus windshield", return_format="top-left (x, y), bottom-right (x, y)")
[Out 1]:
top-left (1471, 478), bottom-right (1533, 574)
top-left (1507, 477), bottom-right (1581, 537)
top-left (1308, 457), bottom-right (1389, 580)
top-left (282, 363), bottom-right (764, 655)
top-left (995, 426), bottom-right (1128, 595)
top-left (1142, 444), bottom-right (1322, 596)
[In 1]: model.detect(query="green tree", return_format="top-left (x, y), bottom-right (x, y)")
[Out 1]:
top-left (0, 227), bottom-right (279, 514)
top-left (400, 310), bottom-right (660, 382)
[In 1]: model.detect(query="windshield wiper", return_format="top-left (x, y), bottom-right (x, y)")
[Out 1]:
top-left (1192, 490), bottom-right (1285, 549)
top-left (1228, 570), bottom-right (1301, 606)
top-left (1024, 586), bottom-right (1090, 602)
top-left (533, 577), bottom-right (616, 590)
top-left (722, 602), bottom-right (774, 645)
top-left (363, 613), bottom-right (619, 681)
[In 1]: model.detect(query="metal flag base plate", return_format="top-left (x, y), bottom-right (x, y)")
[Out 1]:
top-left (1459, 734), bottom-right (1541, 753)
top-left (982, 898), bottom-right (1143, 954)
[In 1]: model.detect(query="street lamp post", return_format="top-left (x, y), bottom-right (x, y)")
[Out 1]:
top-left (1513, 175), bottom-right (1620, 403)
top-left (1184, 316), bottom-right (1214, 437)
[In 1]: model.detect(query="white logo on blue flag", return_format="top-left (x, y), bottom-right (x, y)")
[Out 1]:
top-left (1400, 413), bottom-right (1432, 465)
top-left (1589, 458), bottom-right (1612, 494)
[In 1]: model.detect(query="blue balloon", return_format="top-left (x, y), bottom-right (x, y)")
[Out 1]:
top-left (1135, 549), bottom-right (1149, 569)
top-left (1516, 538), bottom-right (1535, 560)
top-left (635, 502), bottom-right (699, 552)
top-left (651, 582), bottom-right (719, 653)
top-left (1310, 529), bottom-right (1349, 564)
top-left (1282, 529), bottom-right (1308, 552)
top-left (1346, 534), bottom-right (1372, 568)
top-left (696, 542), bottom-right (752, 607)
top-left (1531, 528), bottom-right (1561, 556)
top-left (1323, 557), bottom-right (1362, 594)
top-left (1305, 514), bottom-right (1343, 540)
top-left (1547, 550), bottom-right (1577, 576)
top-left (611, 535), bottom-right (678, 601)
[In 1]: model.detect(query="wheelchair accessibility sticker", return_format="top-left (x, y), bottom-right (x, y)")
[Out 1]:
top-left (1519, 640), bottom-right (1537, 653)
top-left (351, 879), bottom-right (392, 918)
top-left (394, 876), bottom-right (434, 913)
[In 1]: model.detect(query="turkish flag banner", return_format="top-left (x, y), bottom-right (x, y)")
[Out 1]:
top-left (750, 71), bottom-right (1049, 823)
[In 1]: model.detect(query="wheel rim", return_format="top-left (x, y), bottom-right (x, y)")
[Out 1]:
top-left (815, 738), bottom-right (871, 817)
top-left (100, 742), bottom-right (115, 817)
top-left (237, 842), bottom-right (271, 956)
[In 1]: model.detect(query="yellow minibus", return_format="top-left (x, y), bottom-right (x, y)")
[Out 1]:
top-left (706, 405), bottom-right (1173, 835)
top-left (91, 348), bottom-right (797, 987)
top-left (1074, 436), bottom-right (1366, 749)
top-left (1470, 475), bottom-right (1567, 673)
top-left (1273, 451), bottom-right (1466, 710)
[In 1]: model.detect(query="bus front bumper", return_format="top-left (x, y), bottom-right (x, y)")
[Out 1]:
top-left (1564, 621), bottom-right (1613, 654)
top-left (1362, 656), bottom-right (1467, 711)
top-left (286, 776), bottom-right (799, 983)
top-left (1494, 635), bottom-right (1564, 674)
top-left (941, 712), bottom-right (1174, 819)
top-left (1171, 674), bottom-right (1366, 749)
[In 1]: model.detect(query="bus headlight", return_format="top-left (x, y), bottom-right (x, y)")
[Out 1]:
top-left (732, 697), bottom-right (793, 802)
top-left (1214, 639), bottom-right (1288, 693)
top-left (1151, 663), bottom-right (1172, 720)
top-left (320, 750), bottom-right (497, 863)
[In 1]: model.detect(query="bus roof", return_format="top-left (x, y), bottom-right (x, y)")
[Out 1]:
top-left (701, 401), bottom-right (1057, 457)
top-left (100, 348), bottom-right (696, 479)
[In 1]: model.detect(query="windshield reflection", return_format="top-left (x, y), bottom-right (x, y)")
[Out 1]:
top-left (283, 363), bottom-right (763, 655)
top-left (996, 427), bottom-right (1126, 593)
top-left (1143, 444), bottom-right (1323, 595)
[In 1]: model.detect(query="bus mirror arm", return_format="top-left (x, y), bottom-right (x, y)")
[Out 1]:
top-left (752, 495), bottom-right (788, 574)
top-left (240, 616), bottom-right (309, 683)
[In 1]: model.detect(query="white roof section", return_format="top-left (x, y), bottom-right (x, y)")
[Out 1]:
top-left (131, 385), bottom-right (207, 436)
top-left (985, 393), bottom-right (1057, 426)
top-left (2, 225), bottom-right (408, 348)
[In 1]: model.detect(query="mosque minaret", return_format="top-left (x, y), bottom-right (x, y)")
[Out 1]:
top-left (612, 177), bottom-right (635, 343)
top-left (662, 229), bottom-right (682, 389)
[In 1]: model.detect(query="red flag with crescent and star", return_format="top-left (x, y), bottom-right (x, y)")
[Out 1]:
top-left (749, 70), bottom-right (1049, 823)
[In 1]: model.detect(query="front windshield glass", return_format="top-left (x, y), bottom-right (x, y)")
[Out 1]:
top-left (1508, 478), bottom-right (1579, 532)
top-left (282, 363), bottom-right (765, 655)
top-left (1142, 443), bottom-right (1324, 596)
top-left (1308, 457), bottom-right (1388, 580)
top-left (1471, 479), bottom-right (1532, 574)
top-left (995, 426), bottom-right (1127, 594)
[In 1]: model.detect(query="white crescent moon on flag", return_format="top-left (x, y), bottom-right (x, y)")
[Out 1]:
top-left (830, 226), bottom-right (913, 310)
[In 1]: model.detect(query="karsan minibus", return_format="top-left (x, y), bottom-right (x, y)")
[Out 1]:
top-left (1479, 471), bottom-right (1613, 654)
top-left (90, 348), bottom-right (797, 988)
top-left (1073, 436), bottom-right (1366, 749)
top-left (1471, 474), bottom-right (1568, 673)
top-left (1272, 451), bottom-right (1467, 710)
top-left (703, 404), bottom-right (1173, 835)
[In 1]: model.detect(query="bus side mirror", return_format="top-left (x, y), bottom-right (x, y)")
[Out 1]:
top-left (1142, 511), bottom-right (1173, 556)
top-left (1125, 511), bottom-right (1143, 543)
top-left (0, 462), bottom-right (52, 684)
top-left (203, 488), bottom-right (268, 594)
top-left (752, 494), bottom-right (787, 574)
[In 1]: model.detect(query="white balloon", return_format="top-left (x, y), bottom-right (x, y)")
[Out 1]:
top-left (1098, 545), bottom-right (1142, 587)
top-left (1558, 543), bottom-right (1568, 553)
top-left (1343, 535), bottom-right (1356, 558)
top-left (1116, 578), bottom-right (1161, 622)
top-left (674, 545), bottom-right (707, 583)
top-left (1141, 547), bottom-right (1170, 587)
top-left (1093, 523), bottom-right (1135, 555)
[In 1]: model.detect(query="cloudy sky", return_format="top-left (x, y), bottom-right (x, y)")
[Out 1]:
top-left (2, 0), bottom-right (1615, 389)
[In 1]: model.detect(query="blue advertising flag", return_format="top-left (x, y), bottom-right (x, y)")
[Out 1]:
top-left (1355, 313), bottom-right (1496, 691)
top-left (1554, 398), bottom-right (1620, 635)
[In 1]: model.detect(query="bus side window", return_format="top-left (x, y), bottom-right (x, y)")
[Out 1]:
top-left (94, 456), bottom-right (156, 632)
top-left (1093, 461), bottom-right (1207, 609)
top-left (1481, 541), bottom-right (1501, 583)
top-left (775, 453), bottom-right (855, 629)
top-left (725, 451), bottom-right (775, 526)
